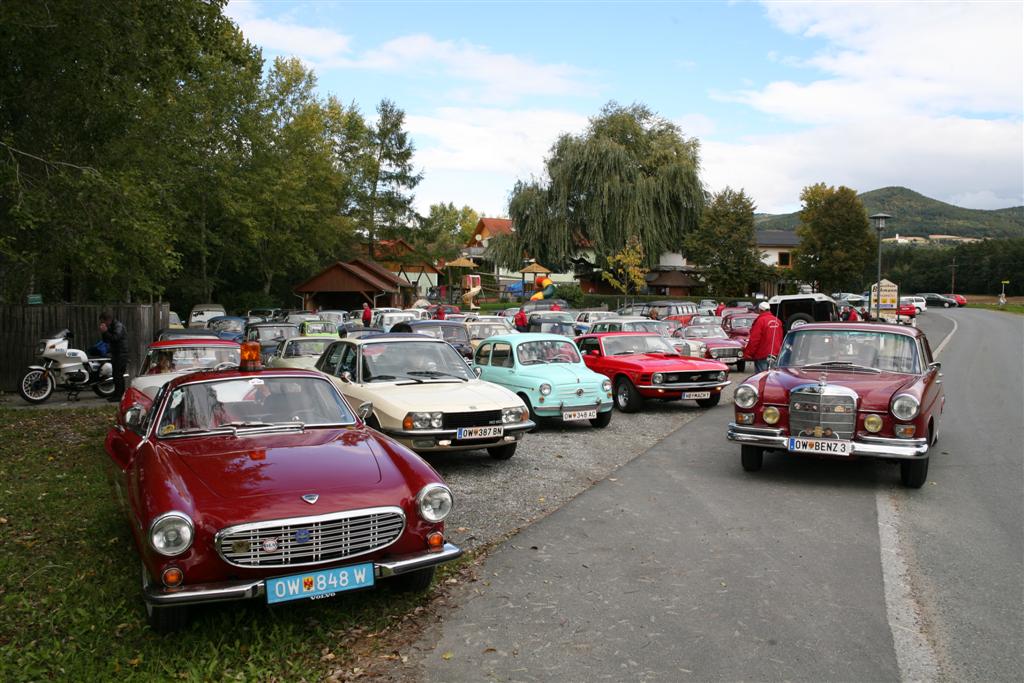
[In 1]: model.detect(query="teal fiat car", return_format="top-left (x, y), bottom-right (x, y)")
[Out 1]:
top-left (473, 333), bottom-right (613, 428)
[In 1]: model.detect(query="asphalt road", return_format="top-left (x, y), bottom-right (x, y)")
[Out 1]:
top-left (411, 309), bottom-right (1023, 681)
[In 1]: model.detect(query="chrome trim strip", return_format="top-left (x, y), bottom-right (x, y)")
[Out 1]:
top-left (382, 420), bottom-right (535, 438)
top-left (638, 380), bottom-right (730, 390)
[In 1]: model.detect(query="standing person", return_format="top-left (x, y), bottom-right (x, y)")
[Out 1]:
top-left (846, 306), bottom-right (860, 322)
top-left (513, 306), bottom-right (528, 332)
top-left (714, 301), bottom-right (725, 316)
top-left (746, 302), bottom-right (783, 373)
top-left (98, 311), bottom-right (128, 402)
top-left (361, 302), bottom-right (372, 327)
top-left (434, 305), bottom-right (446, 320)
top-left (550, 302), bottom-right (561, 311)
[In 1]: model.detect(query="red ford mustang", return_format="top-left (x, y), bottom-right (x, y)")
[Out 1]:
top-left (105, 346), bottom-right (461, 631)
top-left (575, 332), bottom-right (730, 411)
top-left (727, 323), bottom-right (944, 488)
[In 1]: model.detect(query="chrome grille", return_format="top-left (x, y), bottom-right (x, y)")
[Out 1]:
top-left (789, 385), bottom-right (857, 440)
top-left (554, 384), bottom-right (600, 400)
top-left (712, 348), bottom-right (740, 358)
top-left (216, 507), bottom-right (405, 568)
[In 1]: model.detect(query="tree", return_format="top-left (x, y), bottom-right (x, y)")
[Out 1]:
top-left (414, 203), bottom-right (479, 261)
top-left (356, 99), bottom-right (422, 258)
top-left (601, 236), bottom-right (648, 296)
top-left (793, 183), bottom-right (875, 293)
top-left (491, 102), bottom-right (704, 272)
top-left (684, 188), bottom-right (768, 296)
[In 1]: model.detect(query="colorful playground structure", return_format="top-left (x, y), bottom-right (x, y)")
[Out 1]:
top-left (462, 274), bottom-right (482, 309)
top-left (529, 275), bottom-right (556, 301)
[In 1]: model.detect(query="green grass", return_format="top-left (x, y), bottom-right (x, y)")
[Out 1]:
top-left (967, 303), bottom-right (1024, 315)
top-left (0, 407), bottom-right (449, 681)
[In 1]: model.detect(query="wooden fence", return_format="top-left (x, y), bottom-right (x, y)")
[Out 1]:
top-left (0, 303), bottom-right (170, 391)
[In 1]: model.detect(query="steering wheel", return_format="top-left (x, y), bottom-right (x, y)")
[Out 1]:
top-left (213, 361), bottom-right (237, 371)
top-left (551, 353), bottom-right (574, 363)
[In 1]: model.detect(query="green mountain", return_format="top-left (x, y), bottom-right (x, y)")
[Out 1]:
top-left (754, 186), bottom-right (1024, 238)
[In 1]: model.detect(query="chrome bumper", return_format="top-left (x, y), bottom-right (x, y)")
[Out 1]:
top-left (144, 542), bottom-right (463, 607)
top-left (727, 423), bottom-right (929, 460)
top-left (534, 400), bottom-right (613, 416)
top-left (637, 380), bottom-right (731, 391)
top-left (383, 421), bottom-right (534, 439)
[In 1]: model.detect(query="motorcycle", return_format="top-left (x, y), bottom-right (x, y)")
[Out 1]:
top-left (18, 329), bottom-right (116, 404)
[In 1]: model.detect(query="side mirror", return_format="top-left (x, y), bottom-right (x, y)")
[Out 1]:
top-left (473, 366), bottom-right (482, 377)
top-left (928, 361), bottom-right (942, 372)
top-left (339, 370), bottom-right (353, 383)
top-left (124, 404), bottom-right (146, 432)
top-left (356, 401), bottom-right (373, 421)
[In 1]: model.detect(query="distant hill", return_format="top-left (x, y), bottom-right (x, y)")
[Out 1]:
top-left (754, 187), bottom-right (1024, 239)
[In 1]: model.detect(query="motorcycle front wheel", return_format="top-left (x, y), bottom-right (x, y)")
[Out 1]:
top-left (93, 378), bottom-right (116, 399)
top-left (19, 369), bottom-right (54, 404)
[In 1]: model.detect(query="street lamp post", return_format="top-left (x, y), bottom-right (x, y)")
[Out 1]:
top-left (870, 213), bottom-right (891, 320)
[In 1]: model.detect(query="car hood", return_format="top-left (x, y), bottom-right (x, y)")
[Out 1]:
top-left (609, 353), bottom-right (726, 371)
top-left (702, 339), bottom-right (743, 349)
top-left (361, 378), bottom-right (519, 413)
top-left (760, 368), bottom-right (918, 411)
top-left (167, 428), bottom-right (384, 500)
top-left (515, 363), bottom-right (606, 386)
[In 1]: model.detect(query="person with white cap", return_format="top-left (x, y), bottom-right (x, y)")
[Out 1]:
top-left (746, 301), bottom-right (783, 372)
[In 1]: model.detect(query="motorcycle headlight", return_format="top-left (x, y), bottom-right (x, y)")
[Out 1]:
top-left (652, 372), bottom-right (664, 384)
top-left (891, 394), bottom-right (920, 421)
top-left (149, 512), bottom-right (194, 557)
top-left (416, 484), bottom-right (453, 522)
top-left (36, 342), bottom-right (46, 355)
top-left (734, 384), bottom-right (758, 409)
top-left (539, 383), bottom-right (552, 396)
top-left (602, 379), bottom-right (612, 393)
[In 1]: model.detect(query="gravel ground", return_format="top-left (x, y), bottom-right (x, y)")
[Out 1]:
top-left (418, 372), bottom-right (750, 552)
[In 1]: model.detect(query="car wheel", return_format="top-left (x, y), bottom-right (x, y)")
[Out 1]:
top-left (488, 443), bottom-right (517, 460)
top-left (614, 377), bottom-right (642, 413)
top-left (589, 410), bottom-right (612, 428)
top-left (741, 445), bottom-right (763, 472)
top-left (696, 394), bottom-right (721, 408)
top-left (735, 361), bottom-right (746, 372)
top-left (18, 369), bottom-right (54, 404)
top-left (785, 313), bottom-right (814, 330)
top-left (389, 566), bottom-right (435, 593)
top-left (900, 458), bottom-right (929, 488)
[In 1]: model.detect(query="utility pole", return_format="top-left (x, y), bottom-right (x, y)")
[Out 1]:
top-left (949, 256), bottom-right (958, 295)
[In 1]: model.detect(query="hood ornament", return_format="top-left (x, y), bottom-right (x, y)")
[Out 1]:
top-left (302, 494), bottom-right (319, 505)
top-left (818, 372), bottom-right (828, 388)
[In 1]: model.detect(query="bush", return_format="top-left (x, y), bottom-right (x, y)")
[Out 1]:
top-left (555, 284), bottom-right (584, 308)
top-left (579, 293), bottom-right (703, 309)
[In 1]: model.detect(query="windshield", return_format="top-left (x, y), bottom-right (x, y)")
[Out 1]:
top-left (537, 322), bottom-right (575, 336)
top-left (210, 319), bottom-right (244, 333)
top-left (157, 376), bottom-right (354, 436)
top-left (778, 329), bottom-right (921, 373)
top-left (537, 312), bottom-right (574, 324)
top-left (730, 317), bottom-right (754, 329)
top-left (516, 340), bottom-right (582, 365)
top-left (412, 324), bottom-right (470, 344)
top-left (682, 326), bottom-right (727, 339)
top-left (624, 321), bottom-right (669, 335)
top-left (282, 339), bottom-right (330, 357)
top-left (602, 335), bottom-right (678, 356)
top-left (257, 326), bottom-right (296, 342)
top-left (141, 346), bottom-right (240, 374)
top-left (362, 341), bottom-right (474, 382)
top-left (302, 322), bottom-right (335, 335)
top-left (469, 323), bottom-right (508, 339)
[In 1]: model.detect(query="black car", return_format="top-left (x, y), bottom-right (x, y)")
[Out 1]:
top-left (243, 322), bottom-right (299, 360)
top-left (916, 293), bottom-right (959, 308)
top-left (389, 320), bottom-right (474, 358)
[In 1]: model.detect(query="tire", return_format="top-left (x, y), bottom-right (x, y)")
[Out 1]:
top-left (589, 410), bottom-right (612, 428)
top-left (614, 377), bottom-right (642, 413)
top-left (696, 394), bottom-right (721, 408)
top-left (785, 313), bottom-right (814, 330)
top-left (487, 443), bottom-right (517, 460)
top-left (741, 445), bottom-right (763, 472)
top-left (735, 361), bottom-right (746, 372)
top-left (389, 566), bottom-right (435, 593)
top-left (93, 378), bottom-right (116, 399)
top-left (18, 369), bottom-right (54, 404)
top-left (900, 458), bottom-right (929, 488)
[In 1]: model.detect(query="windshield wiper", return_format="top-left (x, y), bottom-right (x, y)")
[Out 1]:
top-left (161, 426), bottom-right (236, 438)
top-left (406, 370), bottom-right (468, 381)
top-left (803, 361), bottom-right (881, 373)
top-left (226, 420), bottom-right (306, 432)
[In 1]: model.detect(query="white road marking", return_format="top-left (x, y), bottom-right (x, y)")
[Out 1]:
top-left (877, 310), bottom-right (955, 681)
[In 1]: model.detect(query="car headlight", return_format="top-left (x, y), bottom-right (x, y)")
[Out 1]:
top-left (405, 412), bottom-right (443, 429)
top-left (697, 342), bottom-right (707, 356)
top-left (891, 394), bottom-right (920, 421)
top-left (716, 371), bottom-right (727, 381)
top-left (539, 383), bottom-right (552, 396)
top-left (864, 414), bottom-right (883, 432)
top-left (149, 512), bottom-right (194, 557)
top-left (762, 406), bottom-right (780, 424)
top-left (416, 484), bottom-right (453, 522)
top-left (652, 372), bottom-right (664, 384)
top-left (502, 407), bottom-right (525, 423)
top-left (734, 384), bottom-right (758, 409)
top-left (601, 379), bottom-right (612, 393)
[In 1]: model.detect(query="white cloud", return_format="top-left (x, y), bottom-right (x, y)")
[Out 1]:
top-left (226, 2), bottom-right (352, 61)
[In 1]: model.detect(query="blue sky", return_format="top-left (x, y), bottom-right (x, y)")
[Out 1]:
top-left (227, 1), bottom-right (1023, 218)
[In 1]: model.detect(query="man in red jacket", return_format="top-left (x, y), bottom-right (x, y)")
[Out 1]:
top-left (361, 302), bottom-right (372, 327)
top-left (746, 301), bottom-right (783, 372)
top-left (513, 306), bottom-right (529, 332)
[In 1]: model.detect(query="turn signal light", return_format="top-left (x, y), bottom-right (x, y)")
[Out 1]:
top-left (162, 567), bottom-right (184, 588)
top-left (427, 531), bottom-right (444, 552)
top-left (239, 341), bottom-right (263, 371)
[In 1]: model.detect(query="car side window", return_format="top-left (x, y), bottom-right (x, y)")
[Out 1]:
top-left (475, 343), bottom-right (491, 366)
top-left (320, 343), bottom-right (344, 375)
top-left (491, 343), bottom-right (513, 368)
top-left (339, 345), bottom-right (358, 377)
top-left (578, 337), bottom-right (599, 355)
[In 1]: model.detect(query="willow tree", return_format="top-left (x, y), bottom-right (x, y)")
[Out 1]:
top-left (491, 102), bottom-right (705, 271)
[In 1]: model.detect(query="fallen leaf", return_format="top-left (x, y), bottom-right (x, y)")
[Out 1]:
top-left (720, 581), bottom-right (727, 587)
top-left (441, 651), bottom-right (454, 660)
top-left (483, 647), bottom-right (497, 653)
top-left (537, 496), bottom-right (545, 503)
top-left (456, 526), bottom-right (469, 532)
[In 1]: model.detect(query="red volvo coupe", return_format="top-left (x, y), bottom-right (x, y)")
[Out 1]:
top-left (727, 323), bottom-right (944, 488)
top-left (575, 332), bottom-right (730, 411)
top-left (105, 344), bottom-right (461, 631)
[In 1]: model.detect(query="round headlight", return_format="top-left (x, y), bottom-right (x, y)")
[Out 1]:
top-left (762, 406), bottom-right (780, 424)
top-left (652, 372), bottom-right (664, 384)
top-left (602, 379), bottom-right (612, 393)
top-left (539, 383), bottom-right (552, 396)
top-left (429, 412), bottom-right (443, 429)
top-left (416, 484), bottom-right (453, 523)
top-left (150, 512), bottom-right (194, 557)
top-left (734, 384), bottom-right (758, 409)
top-left (716, 371), bottom-right (727, 381)
top-left (891, 394), bottom-right (920, 421)
top-left (864, 414), bottom-right (883, 432)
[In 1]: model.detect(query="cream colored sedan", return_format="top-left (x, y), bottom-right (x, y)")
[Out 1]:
top-left (315, 336), bottom-right (533, 459)
top-left (265, 336), bottom-right (335, 370)
top-left (467, 321), bottom-right (518, 350)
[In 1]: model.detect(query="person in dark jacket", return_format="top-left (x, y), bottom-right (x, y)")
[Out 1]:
top-left (98, 311), bottom-right (128, 402)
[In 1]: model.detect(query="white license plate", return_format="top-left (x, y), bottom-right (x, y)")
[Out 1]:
top-left (456, 425), bottom-right (504, 440)
top-left (562, 409), bottom-right (598, 421)
top-left (682, 391), bottom-right (711, 400)
top-left (788, 437), bottom-right (853, 456)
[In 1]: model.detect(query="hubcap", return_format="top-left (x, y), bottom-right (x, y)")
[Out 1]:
top-left (616, 383), bottom-right (628, 407)
top-left (790, 319), bottom-right (808, 329)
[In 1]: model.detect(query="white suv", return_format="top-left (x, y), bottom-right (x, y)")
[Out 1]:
top-left (900, 296), bottom-right (927, 314)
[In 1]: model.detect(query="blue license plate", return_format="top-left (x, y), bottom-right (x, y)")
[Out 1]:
top-left (266, 562), bottom-right (374, 604)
